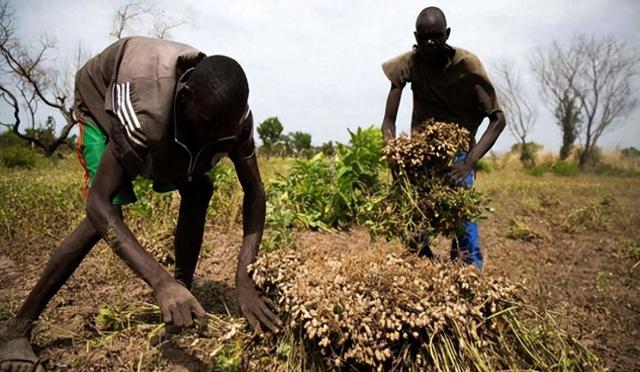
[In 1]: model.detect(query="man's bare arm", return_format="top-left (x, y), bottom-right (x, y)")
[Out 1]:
top-left (466, 111), bottom-right (506, 165)
top-left (86, 144), bottom-right (205, 327)
top-left (447, 111), bottom-right (506, 182)
top-left (382, 83), bottom-right (404, 142)
top-left (231, 152), bottom-right (281, 333)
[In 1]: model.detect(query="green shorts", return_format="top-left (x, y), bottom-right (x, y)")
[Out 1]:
top-left (76, 115), bottom-right (209, 204)
top-left (76, 117), bottom-right (137, 204)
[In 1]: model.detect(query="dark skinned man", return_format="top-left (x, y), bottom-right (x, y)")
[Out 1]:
top-left (0, 36), bottom-right (281, 372)
top-left (381, 7), bottom-right (506, 269)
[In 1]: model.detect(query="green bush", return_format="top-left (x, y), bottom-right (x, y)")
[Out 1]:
top-left (552, 160), bottom-right (579, 176)
top-left (475, 158), bottom-right (491, 173)
top-left (0, 130), bottom-right (27, 148)
top-left (0, 146), bottom-right (36, 169)
top-left (262, 126), bottom-right (384, 247)
top-left (529, 165), bottom-right (548, 177)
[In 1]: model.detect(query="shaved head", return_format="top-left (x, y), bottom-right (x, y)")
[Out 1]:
top-left (416, 6), bottom-right (447, 33)
top-left (413, 6), bottom-right (452, 65)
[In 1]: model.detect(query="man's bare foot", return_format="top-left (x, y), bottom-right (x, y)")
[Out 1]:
top-left (0, 319), bottom-right (42, 372)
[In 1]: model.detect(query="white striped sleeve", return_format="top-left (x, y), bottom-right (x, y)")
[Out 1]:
top-left (112, 82), bottom-right (147, 148)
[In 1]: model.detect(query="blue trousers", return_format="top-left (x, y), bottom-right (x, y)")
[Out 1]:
top-left (450, 164), bottom-right (483, 269)
top-left (416, 156), bottom-right (483, 269)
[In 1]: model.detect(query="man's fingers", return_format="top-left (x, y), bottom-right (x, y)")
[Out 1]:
top-left (180, 304), bottom-right (193, 327)
top-left (261, 296), bottom-right (279, 311)
top-left (260, 301), bottom-right (283, 328)
top-left (242, 309), bottom-right (260, 332)
top-left (161, 304), bottom-right (173, 324)
top-left (191, 300), bottom-right (207, 318)
top-left (255, 306), bottom-right (280, 333)
top-left (171, 307), bottom-right (184, 327)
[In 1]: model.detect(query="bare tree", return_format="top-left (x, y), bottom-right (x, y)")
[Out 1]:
top-left (112, 0), bottom-right (193, 40)
top-left (530, 40), bottom-right (583, 160)
top-left (493, 62), bottom-right (538, 167)
top-left (111, 0), bottom-right (151, 40)
top-left (573, 35), bottom-right (639, 166)
top-left (152, 8), bottom-right (193, 40)
top-left (0, 1), bottom-right (78, 156)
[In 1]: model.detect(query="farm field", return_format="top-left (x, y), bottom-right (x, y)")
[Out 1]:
top-left (0, 155), bottom-right (639, 371)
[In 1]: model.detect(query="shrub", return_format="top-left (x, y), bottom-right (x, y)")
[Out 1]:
top-left (529, 164), bottom-right (548, 177)
top-left (475, 158), bottom-right (491, 173)
top-left (263, 126), bottom-right (384, 237)
top-left (0, 130), bottom-right (27, 148)
top-left (552, 160), bottom-right (579, 176)
top-left (0, 146), bottom-right (36, 169)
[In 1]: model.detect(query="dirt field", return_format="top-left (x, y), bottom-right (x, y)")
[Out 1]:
top-left (1, 159), bottom-right (639, 371)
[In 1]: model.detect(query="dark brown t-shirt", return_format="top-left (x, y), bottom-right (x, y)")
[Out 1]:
top-left (382, 47), bottom-right (501, 138)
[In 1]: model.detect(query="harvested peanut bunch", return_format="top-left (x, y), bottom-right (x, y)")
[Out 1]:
top-left (249, 241), bottom-right (601, 371)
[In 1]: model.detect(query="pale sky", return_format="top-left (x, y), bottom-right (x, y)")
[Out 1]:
top-left (3, 0), bottom-right (640, 152)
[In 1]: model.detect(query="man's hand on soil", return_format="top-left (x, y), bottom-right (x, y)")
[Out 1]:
top-left (236, 275), bottom-right (282, 334)
top-left (154, 279), bottom-right (206, 328)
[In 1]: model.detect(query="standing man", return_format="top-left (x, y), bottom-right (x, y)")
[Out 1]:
top-left (1, 36), bottom-right (280, 372)
top-left (381, 7), bottom-right (506, 269)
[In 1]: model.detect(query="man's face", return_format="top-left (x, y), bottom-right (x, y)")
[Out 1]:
top-left (414, 25), bottom-right (450, 62)
top-left (181, 95), bottom-right (239, 144)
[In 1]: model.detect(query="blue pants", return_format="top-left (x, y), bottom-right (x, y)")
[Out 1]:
top-left (415, 156), bottom-right (483, 269)
top-left (450, 156), bottom-right (482, 269)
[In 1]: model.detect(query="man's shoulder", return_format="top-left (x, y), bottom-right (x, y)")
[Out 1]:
top-left (382, 50), bottom-right (415, 69)
top-left (382, 49), bottom-right (415, 86)
top-left (451, 46), bottom-right (485, 71)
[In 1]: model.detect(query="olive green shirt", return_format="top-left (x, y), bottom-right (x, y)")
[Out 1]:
top-left (382, 46), bottom-right (501, 137)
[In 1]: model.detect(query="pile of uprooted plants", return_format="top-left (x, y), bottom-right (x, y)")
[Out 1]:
top-left (249, 242), bottom-right (600, 371)
top-left (245, 121), bottom-right (602, 371)
top-left (364, 120), bottom-right (485, 246)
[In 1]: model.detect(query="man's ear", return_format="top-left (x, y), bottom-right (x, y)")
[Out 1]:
top-left (445, 27), bottom-right (451, 41)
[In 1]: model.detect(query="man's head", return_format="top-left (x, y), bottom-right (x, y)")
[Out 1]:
top-left (414, 7), bottom-right (451, 63)
top-left (179, 55), bottom-right (249, 144)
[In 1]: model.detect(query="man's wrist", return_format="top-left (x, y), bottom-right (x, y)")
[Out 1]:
top-left (151, 274), bottom-right (177, 291)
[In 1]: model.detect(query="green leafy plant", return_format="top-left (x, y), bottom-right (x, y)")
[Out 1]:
top-left (0, 146), bottom-right (36, 169)
top-left (262, 127), bottom-right (384, 248)
top-left (529, 164), bottom-right (549, 177)
top-left (552, 160), bottom-right (579, 176)
top-left (506, 217), bottom-right (540, 241)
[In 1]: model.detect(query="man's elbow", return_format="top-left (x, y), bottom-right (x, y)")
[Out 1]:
top-left (492, 111), bottom-right (506, 133)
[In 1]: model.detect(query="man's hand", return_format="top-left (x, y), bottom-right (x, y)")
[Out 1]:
top-left (236, 275), bottom-right (281, 334)
top-left (154, 279), bottom-right (206, 327)
top-left (446, 158), bottom-right (474, 186)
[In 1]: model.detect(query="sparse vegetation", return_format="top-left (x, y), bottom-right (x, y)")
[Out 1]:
top-left (506, 217), bottom-right (540, 241)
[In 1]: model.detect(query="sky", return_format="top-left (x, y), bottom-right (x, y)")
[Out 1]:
top-left (2, 0), bottom-right (640, 152)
